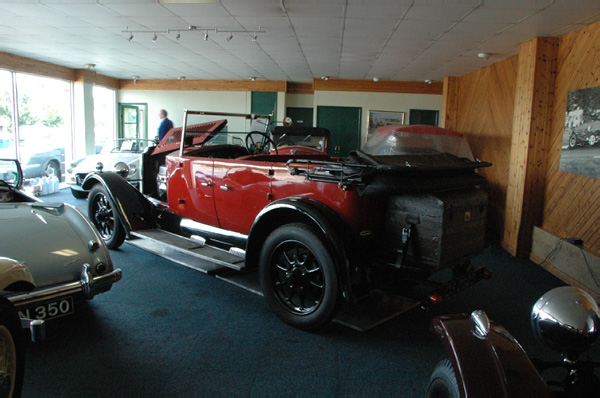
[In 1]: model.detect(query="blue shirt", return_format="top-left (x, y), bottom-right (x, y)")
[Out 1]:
top-left (158, 118), bottom-right (174, 140)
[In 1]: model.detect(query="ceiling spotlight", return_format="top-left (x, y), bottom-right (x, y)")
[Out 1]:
top-left (226, 32), bottom-right (233, 42)
top-left (477, 52), bottom-right (490, 60)
top-left (85, 63), bottom-right (96, 70)
top-left (152, 33), bottom-right (157, 42)
top-left (178, 76), bottom-right (185, 81)
top-left (204, 32), bottom-right (209, 41)
top-left (248, 77), bottom-right (256, 82)
top-left (132, 75), bottom-right (140, 84)
top-left (373, 77), bottom-right (380, 82)
top-left (321, 76), bottom-right (329, 81)
top-left (252, 32), bottom-right (258, 42)
top-left (128, 33), bottom-right (134, 42)
top-left (424, 79), bottom-right (432, 85)
top-left (175, 33), bottom-right (180, 41)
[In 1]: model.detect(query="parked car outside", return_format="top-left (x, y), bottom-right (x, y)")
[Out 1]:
top-left (0, 141), bottom-right (65, 180)
top-left (82, 110), bottom-right (492, 330)
top-left (0, 158), bottom-right (122, 324)
top-left (66, 138), bottom-right (157, 198)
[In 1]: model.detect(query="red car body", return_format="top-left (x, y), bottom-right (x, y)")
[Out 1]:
top-left (83, 110), bottom-right (492, 330)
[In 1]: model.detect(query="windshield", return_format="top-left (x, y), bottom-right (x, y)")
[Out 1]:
top-left (102, 138), bottom-right (155, 154)
top-left (361, 129), bottom-right (474, 160)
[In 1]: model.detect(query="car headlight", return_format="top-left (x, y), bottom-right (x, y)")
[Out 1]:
top-left (113, 161), bottom-right (129, 178)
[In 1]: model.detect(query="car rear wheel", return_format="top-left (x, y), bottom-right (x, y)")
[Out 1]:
top-left (88, 184), bottom-right (125, 249)
top-left (43, 160), bottom-right (60, 178)
top-left (70, 186), bottom-right (88, 199)
top-left (426, 359), bottom-right (460, 398)
top-left (569, 133), bottom-right (578, 149)
top-left (0, 297), bottom-right (25, 398)
top-left (259, 223), bottom-right (338, 330)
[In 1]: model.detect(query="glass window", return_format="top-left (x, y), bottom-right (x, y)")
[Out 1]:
top-left (0, 70), bottom-right (15, 158)
top-left (94, 86), bottom-right (115, 153)
top-left (15, 73), bottom-right (72, 182)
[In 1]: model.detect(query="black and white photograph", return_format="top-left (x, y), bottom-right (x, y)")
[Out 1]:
top-left (560, 86), bottom-right (600, 179)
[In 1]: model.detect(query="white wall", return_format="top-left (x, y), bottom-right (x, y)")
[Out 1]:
top-left (118, 89), bottom-right (442, 145)
top-left (118, 90), bottom-right (251, 137)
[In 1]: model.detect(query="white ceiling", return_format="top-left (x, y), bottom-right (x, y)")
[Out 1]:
top-left (0, 0), bottom-right (599, 83)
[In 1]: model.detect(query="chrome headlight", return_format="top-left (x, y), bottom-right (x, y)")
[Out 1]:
top-left (531, 286), bottom-right (600, 358)
top-left (113, 161), bottom-right (129, 178)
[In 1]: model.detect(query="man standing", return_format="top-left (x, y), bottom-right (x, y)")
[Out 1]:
top-left (157, 109), bottom-right (173, 141)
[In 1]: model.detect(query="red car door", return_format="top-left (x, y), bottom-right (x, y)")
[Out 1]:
top-left (167, 157), bottom-right (219, 227)
top-left (213, 160), bottom-right (272, 235)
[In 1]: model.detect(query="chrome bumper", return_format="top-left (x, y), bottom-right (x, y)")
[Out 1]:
top-left (7, 265), bottom-right (122, 309)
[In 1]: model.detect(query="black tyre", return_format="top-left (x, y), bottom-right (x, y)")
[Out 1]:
top-left (43, 160), bottom-right (60, 179)
top-left (88, 184), bottom-right (125, 249)
top-left (259, 223), bottom-right (338, 330)
top-left (0, 297), bottom-right (25, 398)
top-left (426, 359), bottom-right (460, 398)
top-left (568, 133), bottom-right (578, 149)
top-left (70, 186), bottom-right (88, 199)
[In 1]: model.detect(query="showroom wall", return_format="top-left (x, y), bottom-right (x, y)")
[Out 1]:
top-left (442, 21), bottom-right (600, 297)
top-left (441, 55), bottom-right (519, 240)
top-left (119, 89), bottom-right (443, 145)
top-left (313, 91), bottom-right (442, 146)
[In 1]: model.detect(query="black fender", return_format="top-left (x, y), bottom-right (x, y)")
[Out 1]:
top-left (82, 172), bottom-right (156, 235)
top-left (430, 313), bottom-right (551, 397)
top-left (246, 196), bottom-right (354, 302)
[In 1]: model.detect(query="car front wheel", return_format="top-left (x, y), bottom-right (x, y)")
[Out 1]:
top-left (259, 223), bottom-right (338, 330)
top-left (88, 184), bottom-right (125, 249)
top-left (426, 359), bottom-right (460, 398)
top-left (0, 297), bottom-right (25, 398)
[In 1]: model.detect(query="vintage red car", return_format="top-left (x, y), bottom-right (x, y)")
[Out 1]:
top-left (82, 110), bottom-right (492, 330)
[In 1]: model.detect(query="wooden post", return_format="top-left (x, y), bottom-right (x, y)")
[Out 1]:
top-left (502, 37), bottom-right (559, 257)
top-left (441, 76), bottom-right (459, 130)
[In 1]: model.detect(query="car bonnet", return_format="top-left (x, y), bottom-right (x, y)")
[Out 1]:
top-left (0, 202), bottom-right (111, 286)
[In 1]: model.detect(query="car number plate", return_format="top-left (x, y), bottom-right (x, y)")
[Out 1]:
top-left (18, 297), bottom-right (74, 320)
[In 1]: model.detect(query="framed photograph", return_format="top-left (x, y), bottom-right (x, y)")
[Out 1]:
top-left (559, 86), bottom-right (600, 179)
top-left (368, 110), bottom-right (405, 136)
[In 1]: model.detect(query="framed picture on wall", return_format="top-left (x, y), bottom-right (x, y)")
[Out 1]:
top-left (409, 109), bottom-right (439, 126)
top-left (367, 110), bottom-right (405, 137)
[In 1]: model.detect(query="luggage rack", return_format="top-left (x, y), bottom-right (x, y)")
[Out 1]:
top-left (286, 159), bottom-right (372, 190)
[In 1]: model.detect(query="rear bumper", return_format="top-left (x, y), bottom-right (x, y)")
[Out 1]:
top-left (6, 265), bottom-right (122, 309)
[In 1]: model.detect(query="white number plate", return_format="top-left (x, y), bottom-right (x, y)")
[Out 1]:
top-left (18, 297), bottom-right (74, 320)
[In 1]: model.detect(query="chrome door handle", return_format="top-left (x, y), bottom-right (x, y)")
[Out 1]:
top-left (220, 184), bottom-right (231, 191)
top-left (200, 182), bottom-right (211, 187)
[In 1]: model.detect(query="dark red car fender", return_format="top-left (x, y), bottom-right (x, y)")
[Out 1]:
top-left (82, 172), bottom-right (157, 235)
top-left (430, 314), bottom-right (551, 397)
top-left (246, 196), bottom-right (354, 301)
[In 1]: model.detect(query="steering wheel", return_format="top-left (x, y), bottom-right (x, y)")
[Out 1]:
top-left (245, 131), bottom-right (278, 155)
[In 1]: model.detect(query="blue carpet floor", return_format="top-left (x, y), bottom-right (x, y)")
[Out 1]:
top-left (21, 188), bottom-right (590, 396)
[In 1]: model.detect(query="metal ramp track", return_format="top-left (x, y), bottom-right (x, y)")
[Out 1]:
top-left (129, 230), bottom-right (244, 274)
top-left (128, 229), bottom-right (421, 332)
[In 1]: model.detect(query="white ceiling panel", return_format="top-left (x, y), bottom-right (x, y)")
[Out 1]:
top-left (0, 0), bottom-right (596, 83)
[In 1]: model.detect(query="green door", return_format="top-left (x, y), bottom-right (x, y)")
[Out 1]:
top-left (251, 92), bottom-right (277, 118)
top-left (119, 103), bottom-right (148, 139)
top-left (286, 107), bottom-right (313, 127)
top-left (316, 106), bottom-right (361, 157)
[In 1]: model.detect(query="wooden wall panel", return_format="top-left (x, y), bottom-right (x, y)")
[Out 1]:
top-left (313, 78), bottom-right (443, 94)
top-left (442, 56), bottom-right (519, 237)
top-left (0, 51), bottom-right (74, 82)
top-left (119, 79), bottom-right (287, 92)
top-left (541, 22), bottom-right (600, 256)
top-left (503, 37), bottom-right (558, 257)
